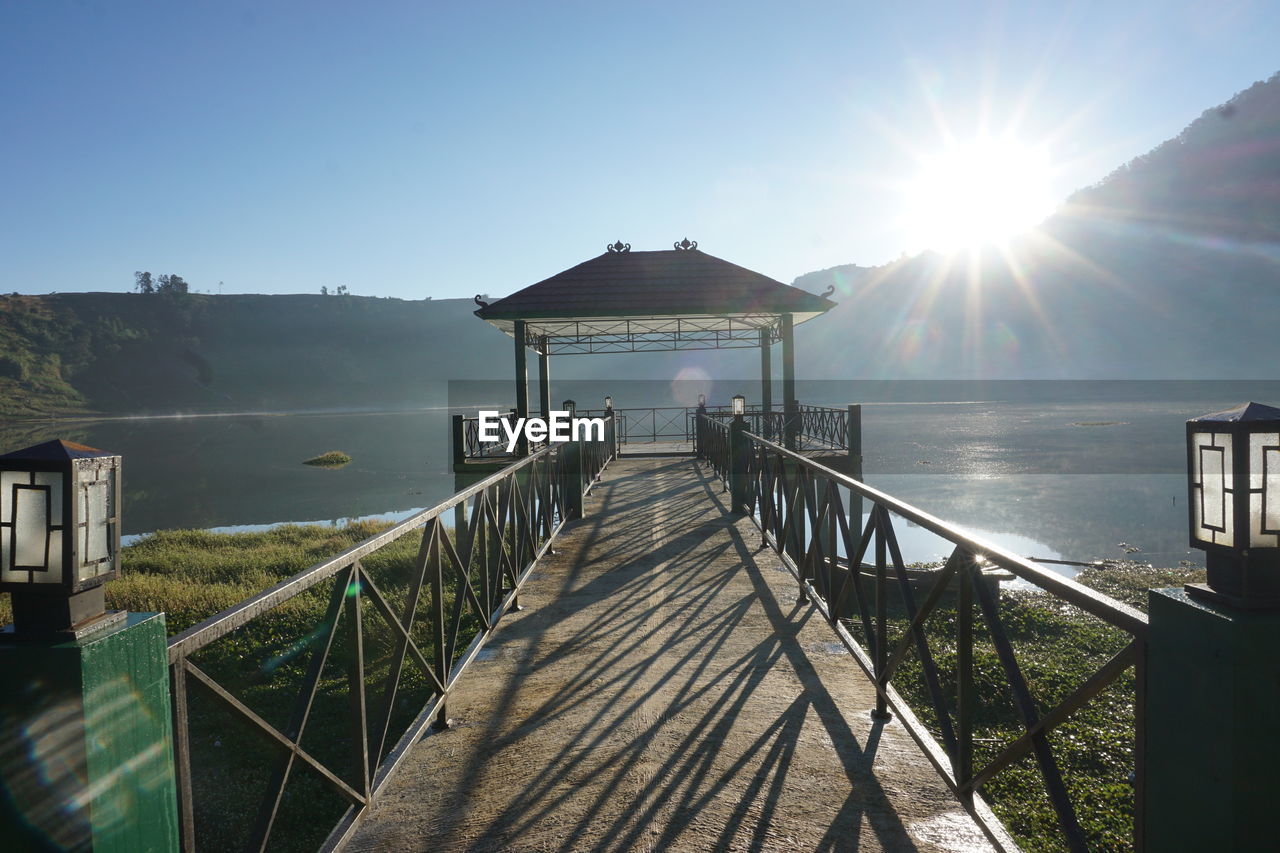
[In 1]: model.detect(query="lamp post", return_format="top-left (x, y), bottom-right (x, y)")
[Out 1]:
top-left (603, 396), bottom-right (617, 457)
top-left (0, 440), bottom-right (178, 850)
top-left (694, 394), bottom-right (707, 454)
top-left (1145, 402), bottom-right (1280, 849)
top-left (729, 395), bottom-right (749, 514)
top-left (1185, 401), bottom-right (1280, 608)
top-left (1, 440), bottom-right (123, 633)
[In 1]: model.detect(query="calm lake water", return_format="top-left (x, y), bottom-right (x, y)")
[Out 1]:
top-left (5, 381), bottom-right (1276, 569)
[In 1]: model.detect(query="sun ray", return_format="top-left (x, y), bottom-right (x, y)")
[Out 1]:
top-left (1000, 244), bottom-right (1064, 356)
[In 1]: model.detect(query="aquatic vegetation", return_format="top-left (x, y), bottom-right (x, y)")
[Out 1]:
top-left (303, 450), bottom-right (351, 467)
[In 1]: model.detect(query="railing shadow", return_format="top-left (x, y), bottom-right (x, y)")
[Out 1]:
top-left (422, 457), bottom-right (926, 851)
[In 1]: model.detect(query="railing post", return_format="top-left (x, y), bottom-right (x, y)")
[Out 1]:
top-left (729, 415), bottom-right (749, 513)
top-left (785, 398), bottom-right (801, 451)
top-left (1144, 589), bottom-right (1280, 850)
top-left (956, 552), bottom-right (974, 799)
top-left (872, 508), bottom-right (892, 720)
top-left (847, 403), bottom-right (863, 528)
top-left (451, 413), bottom-right (465, 468)
top-left (428, 525), bottom-right (452, 728)
top-left (562, 439), bottom-right (584, 519)
top-left (694, 403), bottom-right (706, 455)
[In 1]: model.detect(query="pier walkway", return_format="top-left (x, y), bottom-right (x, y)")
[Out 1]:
top-left (347, 457), bottom-right (994, 852)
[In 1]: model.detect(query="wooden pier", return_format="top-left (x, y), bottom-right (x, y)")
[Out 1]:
top-left (347, 457), bottom-right (997, 852)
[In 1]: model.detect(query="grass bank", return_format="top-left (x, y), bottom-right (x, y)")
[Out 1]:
top-left (883, 560), bottom-right (1204, 852)
top-left (0, 522), bottom-right (459, 852)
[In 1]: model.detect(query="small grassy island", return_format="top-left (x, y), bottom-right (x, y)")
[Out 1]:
top-left (302, 450), bottom-right (351, 467)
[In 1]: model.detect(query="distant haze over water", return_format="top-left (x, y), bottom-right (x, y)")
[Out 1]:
top-left (7, 380), bottom-right (1274, 570)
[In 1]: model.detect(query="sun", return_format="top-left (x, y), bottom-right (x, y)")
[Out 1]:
top-left (904, 137), bottom-right (1056, 253)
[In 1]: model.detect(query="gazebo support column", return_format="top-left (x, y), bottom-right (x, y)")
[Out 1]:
top-left (781, 313), bottom-right (797, 450)
top-left (759, 328), bottom-right (772, 440)
top-left (513, 319), bottom-right (529, 456)
top-left (538, 335), bottom-right (551, 421)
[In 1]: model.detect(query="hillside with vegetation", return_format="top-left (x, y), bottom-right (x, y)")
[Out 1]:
top-left (0, 292), bottom-right (516, 417)
top-left (0, 289), bottom-right (730, 417)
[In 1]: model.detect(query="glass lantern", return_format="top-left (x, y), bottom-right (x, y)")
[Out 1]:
top-left (732, 394), bottom-right (746, 416)
top-left (603, 395), bottom-right (612, 411)
top-left (1, 440), bottom-right (121, 630)
top-left (1187, 402), bottom-right (1280, 606)
top-left (563, 399), bottom-right (576, 417)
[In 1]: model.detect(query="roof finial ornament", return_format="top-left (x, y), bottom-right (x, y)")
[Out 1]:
top-left (607, 240), bottom-right (631, 253)
top-left (474, 294), bottom-right (489, 308)
top-left (674, 237), bottom-right (698, 251)
top-left (821, 284), bottom-right (835, 299)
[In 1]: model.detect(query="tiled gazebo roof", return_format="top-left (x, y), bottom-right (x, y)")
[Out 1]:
top-left (474, 243), bottom-right (836, 354)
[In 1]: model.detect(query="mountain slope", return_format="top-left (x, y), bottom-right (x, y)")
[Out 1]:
top-left (795, 72), bottom-right (1280, 379)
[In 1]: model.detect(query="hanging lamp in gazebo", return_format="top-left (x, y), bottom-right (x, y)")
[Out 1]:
top-left (473, 239), bottom-right (837, 450)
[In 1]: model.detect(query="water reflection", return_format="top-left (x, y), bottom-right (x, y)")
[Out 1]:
top-left (0, 409), bottom-right (460, 535)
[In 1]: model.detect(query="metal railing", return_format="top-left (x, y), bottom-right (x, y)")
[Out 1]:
top-left (586, 405), bottom-right (713, 445)
top-left (455, 410), bottom-right (619, 463)
top-left (164, 442), bottom-right (600, 851)
top-left (704, 403), bottom-right (849, 450)
top-left (457, 410), bottom-right (547, 459)
top-left (791, 403), bottom-right (849, 449)
top-left (455, 403), bottom-right (849, 462)
top-left (696, 414), bottom-right (1147, 851)
top-left (698, 415), bottom-right (731, 483)
top-left (580, 412), bottom-right (617, 483)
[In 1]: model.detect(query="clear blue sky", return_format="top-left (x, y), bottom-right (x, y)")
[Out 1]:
top-left (3, 1), bottom-right (1276, 300)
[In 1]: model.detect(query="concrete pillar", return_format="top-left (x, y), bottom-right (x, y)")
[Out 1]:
top-left (451, 413), bottom-right (465, 471)
top-left (537, 336), bottom-right (551, 421)
top-left (513, 319), bottom-right (529, 455)
top-left (759, 328), bottom-right (772, 437)
top-left (847, 403), bottom-right (863, 530)
top-left (1145, 588), bottom-right (1280, 850)
top-left (0, 614), bottom-right (180, 852)
top-left (781, 313), bottom-right (796, 450)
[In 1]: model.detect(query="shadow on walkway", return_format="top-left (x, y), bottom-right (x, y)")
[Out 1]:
top-left (346, 458), bottom-right (992, 852)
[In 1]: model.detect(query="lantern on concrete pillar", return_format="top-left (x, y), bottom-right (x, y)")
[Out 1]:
top-left (1186, 402), bottom-right (1280, 607)
top-left (0, 440), bottom-right (180, 850)
top-left (0, 440), bottom-right (121, 634)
